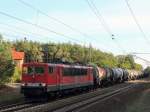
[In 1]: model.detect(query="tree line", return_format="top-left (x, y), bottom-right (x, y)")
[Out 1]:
top-left (0, 35), bottom-right (144, 84)
top-left (14, 39), bottom-right (142, 70)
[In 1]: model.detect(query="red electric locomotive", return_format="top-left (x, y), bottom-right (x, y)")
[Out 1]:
top-left (21, 62), bottom-right (94, 97)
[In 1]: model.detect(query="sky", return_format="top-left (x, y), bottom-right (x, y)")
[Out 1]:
top-left (0, 0), bottom-right (150, 68)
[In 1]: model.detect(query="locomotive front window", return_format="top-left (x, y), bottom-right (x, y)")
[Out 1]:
top-left (28, 67), bottom-right (34, 74)
top-left (35, 67), bottom-right (44, 74)
top-left (23, 66), bottom-right (44, 75)
top-left (23, 66), bottom-right (34, 75)
top-left (23, 66), bottom-right (28, 74)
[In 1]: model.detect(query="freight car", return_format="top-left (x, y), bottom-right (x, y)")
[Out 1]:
top-left (92, 67), bottom-right (114, 87)
top-left (127, 70), bottom-right (143, 80)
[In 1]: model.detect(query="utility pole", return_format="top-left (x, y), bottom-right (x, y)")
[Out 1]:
top-left (89, 43), bottom-right (92, 63)
top-left (130, 52), bottom-right (150, 55)
top-left (83, 43), bottom-right (86, 64)
top-left (0, 36), bottom-right (3, 52)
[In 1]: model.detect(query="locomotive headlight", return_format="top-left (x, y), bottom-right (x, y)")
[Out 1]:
top-left (21, 83), bottom-right (27, 86)
top-left (21, 83), bottom-right (25, 86)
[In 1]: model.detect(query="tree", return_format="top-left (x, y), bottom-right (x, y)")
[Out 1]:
top-left (0, 37), bottom-right (15, 84)
top-left (134, 63), bottom-right (142, 71)
top-left (42, 43), bottom-right (61, 62)
top-left (116, 55), bottom-right (138, 69)
top-left (14, 40), bottom-right (43, 62)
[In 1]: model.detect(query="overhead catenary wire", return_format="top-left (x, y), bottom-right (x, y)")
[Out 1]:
top-left (0, 11), bottom-right (82, 43)
top-left (111, 37), bottom-right (126, 54)
top-left (1, 0), bottom-right (116, 53)
top-left (1, 32), bottom-right (26, 40)
top-left (130, 52), bottom-right (150, 55)
top-left (0, 22), bottom-right (112, 52)
top-left (18, 0), bottom-right (116, 52)
top-left (85, 0), bottom-right (112, 36)
top-left (0, 22), bottom-right (59, 42)
top-left (18, 0), bottom-right (95, 42)
top-left (130, 52), bottom-right (150, 65)
top-left (124, 0), bottom-right (150, 46)
top-left (86, 0), bottom-right (126, 54)
top-left (0, 26), bottom-right (49, 40)
top-left (85, 0), bottom-right (127, 54)
top-left (132, 55), bottom-right (150, 64)
top-left (1, 32), bottom-right (58, 50)
top-left (130, 52), bottom-right (150, 66)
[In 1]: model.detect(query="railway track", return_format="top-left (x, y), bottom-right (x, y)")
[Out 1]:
top-left (0, 82), bottom-right (128, 112)
top-left (52, 84), bottom-right (137, 112)
top-left (0, 102), bottom-right (26, 110)
top-left (12, 82), bottom-right (137, 112)
top-left (0, 101), bottom-right (42, 112)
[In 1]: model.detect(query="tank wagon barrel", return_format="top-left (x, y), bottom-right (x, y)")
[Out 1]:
top-left (127, 70), bottom-right (143, 80)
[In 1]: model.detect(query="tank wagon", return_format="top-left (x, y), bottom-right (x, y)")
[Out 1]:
top-left (21, 62), bottom-right (147, 98)
top-left (127, 70), bottom-right (143, 80)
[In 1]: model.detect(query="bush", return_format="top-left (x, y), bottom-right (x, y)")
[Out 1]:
top-left (11, 67), bottom-right (22, 83)
top-left (0, 60), bottom-right (15, 85)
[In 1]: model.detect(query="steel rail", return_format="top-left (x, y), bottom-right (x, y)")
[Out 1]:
top-left (53, 84), bottom-right (137, 112)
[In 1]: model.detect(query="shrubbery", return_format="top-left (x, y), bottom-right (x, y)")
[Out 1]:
top-left (0, 58), bottom-right (15, 85)
top-left (10, 67), bottom-right (21, 83)
top-left (0, 36), bottom-right (15, 85)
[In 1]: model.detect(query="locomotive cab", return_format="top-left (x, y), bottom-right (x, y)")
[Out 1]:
top-left (21, 63), bottom-right (48, 96)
